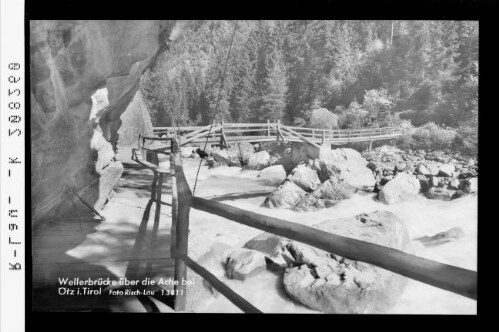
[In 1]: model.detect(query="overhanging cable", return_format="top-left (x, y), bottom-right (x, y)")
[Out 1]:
top-left (192, 20), bottom-right (239, 196)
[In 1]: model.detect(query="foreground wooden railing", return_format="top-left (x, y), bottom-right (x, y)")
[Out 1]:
top-left (133, 135), bottom-right (477, 313)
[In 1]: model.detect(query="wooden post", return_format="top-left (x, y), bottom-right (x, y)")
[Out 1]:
top-left (369, 130), bottom-right (373, 151)
top-left (170, 152), bottom-right (178, 258)
top-left (138, 134), bottom-right (142, 155)
top-left (321, 130), bottom-right (325, 145)
top-left (348, 130), bottom-right (351, 143)
top-left (267, 120), bottom-right (270, 137)
top-left (312, 129), bottom-right (315, 140)
top-left (276, 120), bottom-right (281, 142)
top-left (171, 139), bottom-right (193, 312)
top-left (220, 120), bottom-right (225, 148)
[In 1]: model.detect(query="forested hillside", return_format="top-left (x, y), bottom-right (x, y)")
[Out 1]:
top-left (140, 20), bottom-right (478, 153)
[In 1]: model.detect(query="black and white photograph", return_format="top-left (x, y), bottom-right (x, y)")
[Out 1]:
top-left (29, 18), bottom-right (479, 314)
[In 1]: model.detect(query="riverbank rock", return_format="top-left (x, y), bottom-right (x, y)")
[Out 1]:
top-left (438, 164), bottom-right (455, 177)
top-left (264, 181), bottom-right (307, 209)
top-left (237, 142), bottom-right (256, 164)
top-left (211, 147), bottom-right (241, 167)
top-left (459, 177), bottom-right (478, 194)
top-left (414, 227), bottom-right (465, 247)
top-left (247, 151), bottom-right (271, 170)
top-left (222, 248), bottom-right (267, 280)
top-left (379, 173), bottom-right (420, 204)
top-left (339, 166), bottom-right (376, 192)
top-left (315, 148), bottom-right (375, 191)
top-left (281, 211), bottom-right (412, 313)
top-left (424, 187), bottom-right (456, 201)
top-left (258, 165), bottom-right (287, 185)
top-left (362, 145), bottom-right (477, 201)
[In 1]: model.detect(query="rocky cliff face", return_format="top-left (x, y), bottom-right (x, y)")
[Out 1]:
top-left (30, 20), bottom-right (171, 226)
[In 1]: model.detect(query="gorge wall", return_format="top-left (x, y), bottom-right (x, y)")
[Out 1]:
top-left (30, 20), bottom-right (171, 227)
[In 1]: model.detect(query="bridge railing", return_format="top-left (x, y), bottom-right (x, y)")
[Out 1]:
top-left (152, 122), bottom-right (401, 147)
top-left (132, 135), bottom-right (476, 313)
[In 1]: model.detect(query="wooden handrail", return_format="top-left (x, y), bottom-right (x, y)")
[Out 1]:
top-left (190, 196), bottom-right (477, 300)
top-left (170, 139), bottom-right (193, 311)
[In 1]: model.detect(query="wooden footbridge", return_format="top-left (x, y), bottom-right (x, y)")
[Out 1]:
top-left (131, 131), bottom-right (477, 313)
top-left (149, 121), bottom-right (401, 149)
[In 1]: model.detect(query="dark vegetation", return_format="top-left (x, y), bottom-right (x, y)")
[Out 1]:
top-left (140, 20), bottom-right (478, 156)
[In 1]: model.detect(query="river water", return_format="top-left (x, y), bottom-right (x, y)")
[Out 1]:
top-left (177, 160), bottom-right (477, 314)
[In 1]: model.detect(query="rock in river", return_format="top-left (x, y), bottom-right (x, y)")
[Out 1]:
top-left (222, 248), bottom-right (267, 280)
top-left (289, 164), bottom-right (321, 192)
top-left (246, 151), bottom-right (271, 170)
top-left (414, 227), bottom-right (465, 247)
top-left (281, 211), bottom-right (412, 313)
top-left (378, 172), bottom-right (421, 204)
top-left (258, 165), bottom-right (287, 185)
top-left (264, 181), bottom-right (307, 209)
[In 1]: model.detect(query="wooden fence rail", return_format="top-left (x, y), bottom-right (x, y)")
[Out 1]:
top-left (133, 134), bottom-right (477, 314)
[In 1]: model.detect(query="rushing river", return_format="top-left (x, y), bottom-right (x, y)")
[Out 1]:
top-left (177, 160), bottom-right (477, 314)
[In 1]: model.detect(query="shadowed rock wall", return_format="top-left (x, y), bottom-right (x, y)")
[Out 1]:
top-left (30, 20), bottom-right (171, 227)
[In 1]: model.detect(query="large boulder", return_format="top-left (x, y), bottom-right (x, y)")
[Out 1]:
top-left (459, 177), bottom-right (478, 194)
top-left (237, 142), bottom-right (255, 164)
top-left (339, 167), bottom-right (376, 192)
top-left (294, 175), bottom-right (355, 212)
top-left (264, 181), bottom-right (307, 209)
top-left (264, 211), bottom-right (412, 313)
top-left (438, 164), bottom-right (455, 177)
top-left (378, 172), bottom-right (421, 204)
top-left (222, 248), bottom-right (267, 280)
top-left (318, 147), bottom-right (368, 173)
top-left (426, 164), bottom-right (440, 176)
top-left (289, 165), bottom-right (321, 192)
top-left (258, 165), bottom-right (287, 185)
top-left (247, 151), bottom-right (271, 170)
top-left (316, 147), bottom-right (375, 192)
top-left (211, 147), bottom-right (241, 166)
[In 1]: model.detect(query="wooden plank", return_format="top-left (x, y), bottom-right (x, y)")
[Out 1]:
top-left (280, 126), bottom-right (321, 149)
top-left (223, 128), bottom-right (269, 134)
top-left (181, 125), bottom-right (221, 146)
top-left (140, 135), bottom-right (173, 141)
top-left (182, 125), bottom-right (213, 139)
top-left (132, 149), bottom-right (170, 173)
top-left (190, 197), bottom-right (477, 300)
top-left (181, 255), bottom-right (262, 313)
